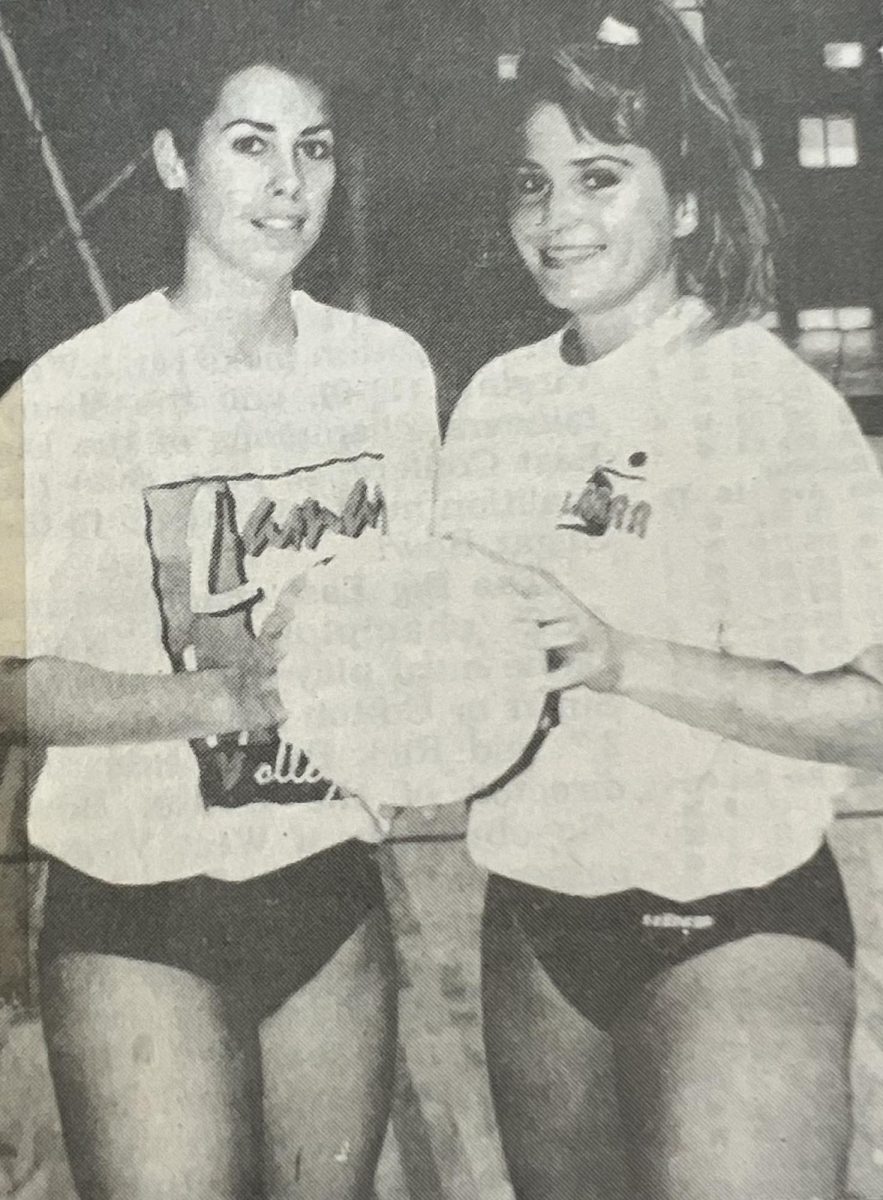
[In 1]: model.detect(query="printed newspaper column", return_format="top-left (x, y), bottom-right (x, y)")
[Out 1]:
top-left (0, 376), bottom-right (30, 1010)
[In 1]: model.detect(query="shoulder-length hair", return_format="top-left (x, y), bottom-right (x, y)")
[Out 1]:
top-left (503, 0), bottom-right (778, 327)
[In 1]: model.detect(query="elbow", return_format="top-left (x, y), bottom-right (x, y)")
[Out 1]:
top-left (845, 736), bottom-right (883, 775)
top-left (816, 716), bottom-right (883, 775)
top-left (849, 694), bottom-right (883, 772)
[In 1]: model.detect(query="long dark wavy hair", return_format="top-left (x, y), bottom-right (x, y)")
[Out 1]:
top-left (501, 0), bottom-right (778, 327)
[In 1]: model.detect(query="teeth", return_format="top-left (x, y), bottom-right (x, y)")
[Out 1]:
top-left (256, 217), bottom-right (300, 230)
top-left (542, 246), bottom-right (605, 265)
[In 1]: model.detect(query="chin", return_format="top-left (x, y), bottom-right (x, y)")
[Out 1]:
top-left (537, 280), bottom-right (602, 314)
top-left (244, 252), bottom-right (309, 285)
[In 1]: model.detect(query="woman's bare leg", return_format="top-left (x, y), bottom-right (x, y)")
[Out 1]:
top-left (40, 951), bottom-right (259, 1200)
top-left (481, 893), bottom-right (632, 1200)
top-left (614, 934), bottom-right (854, 1200)
top-left (260, 905), bottom-right (398, 1200)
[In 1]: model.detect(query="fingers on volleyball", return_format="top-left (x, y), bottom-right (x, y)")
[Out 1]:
top-left (357, 795), bottom-right (392, 839)
top-left (537, 619), bottom-right (584, 651)
top-left (441, 534), bottom-right (568, 619)
top-left (261, 572), bottom-right (310, 639)
top-left (443, 534), bottom-right (533, 586)
top-left (545, 659), bottom-right (586, 690)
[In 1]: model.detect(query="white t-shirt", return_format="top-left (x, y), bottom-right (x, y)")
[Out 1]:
top-left (436, 300), bottom-right (883, 901)
top-left (14, 290), bottom-right (438, 884)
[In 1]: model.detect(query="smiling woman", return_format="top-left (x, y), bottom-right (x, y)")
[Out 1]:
top-left (141, 39), bottom-right (353, 308)
top-left (1, 25), bottom-right (440, 1200)
top-left (435, 3), bottom-right (883, 1198)
top-left (508, 108), bottom-right (690, 350)
top-left (152, 64), bottom-right (336, 292)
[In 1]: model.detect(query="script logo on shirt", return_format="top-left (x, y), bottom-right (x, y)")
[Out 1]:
top-left (143, 454), bottom-right (387, 808)
top-left (557, 453), bottom-right (652, 539)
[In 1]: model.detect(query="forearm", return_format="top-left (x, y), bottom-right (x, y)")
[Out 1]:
top-left (201, 797), bottom-right (368, 881)
top-left (613, 634), bottom-right (883, 772)
top-left (0, 656), bottom-right (240, 746)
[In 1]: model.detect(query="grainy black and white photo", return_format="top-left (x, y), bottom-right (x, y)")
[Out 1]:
top-left (1, 1), bottom-right (883, 1197)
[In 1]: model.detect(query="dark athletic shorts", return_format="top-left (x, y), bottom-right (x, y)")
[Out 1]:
top-left (39, 840), bottom-right (384, 1025)
top-left (484, 841), bottom-right (855, 1031)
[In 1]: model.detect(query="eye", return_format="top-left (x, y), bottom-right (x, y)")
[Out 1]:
top-left (231, 134), bottom-right (268, 156)
top-left (578, 165), bottom-right (621, 191)
top-left (298, 139), bottom-right (334, 162)
top-left (511, 167), bottom-right (549, 201)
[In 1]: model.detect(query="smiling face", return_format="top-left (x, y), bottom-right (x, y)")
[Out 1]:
top-left (157, 64), bottom-right (336, 286)
top-left (509, 103), bottom-right (688, 323)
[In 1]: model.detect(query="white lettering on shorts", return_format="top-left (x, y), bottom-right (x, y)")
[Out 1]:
top-left (641, 912), bottom-right (716, 931)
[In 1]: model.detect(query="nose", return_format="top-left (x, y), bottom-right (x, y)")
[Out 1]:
top-left (538, 181), bottom-right (588, 235)
top-left (268, 149), bottom-right (304, 199)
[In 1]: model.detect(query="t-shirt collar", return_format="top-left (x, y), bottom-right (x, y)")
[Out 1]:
top-left (556, 295), bottom-right (713, 371)
top-left (148, 287), bottom-right (311, 370)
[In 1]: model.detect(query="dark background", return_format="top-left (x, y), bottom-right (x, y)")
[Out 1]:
top-left (0, 0), bottom-right (881, 426)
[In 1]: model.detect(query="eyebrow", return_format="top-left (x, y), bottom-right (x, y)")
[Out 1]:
top-left (220, 118), bottom-right (333, 137)
top-left (518, 154), bottom-right (632, 169)
top-left (571, 155), bottom-right (631, 167)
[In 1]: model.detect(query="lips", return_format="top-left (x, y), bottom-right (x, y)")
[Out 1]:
top-left (251, 215), bottom-right (307, 233)
top-left (539, 245), bottom-right (606, 267)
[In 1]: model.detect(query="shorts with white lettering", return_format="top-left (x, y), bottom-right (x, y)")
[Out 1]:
top-left (39, 841), bottom-right (384, 1025)
top-left (483, 841), bottom-right (854, 1031)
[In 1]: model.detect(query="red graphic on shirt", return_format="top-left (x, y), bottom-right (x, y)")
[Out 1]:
top-left (143, 456), bottom-right (387, 808)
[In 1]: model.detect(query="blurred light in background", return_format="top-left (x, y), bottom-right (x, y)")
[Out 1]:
top-left (799, 306), bottom-right (875, 331)
top-left (670, 0), bottom-right (705, 44)
top-left (799, 114), bottom-right (860, 167)
top-left (824, 41), bottom-right (865, 69)
top-left (496, 53), bottom-right (519, 80)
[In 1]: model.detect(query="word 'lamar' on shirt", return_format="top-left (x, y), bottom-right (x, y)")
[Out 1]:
top-left (241, 477), bottom-right (387, 557)
top-left (558, 468), bottom-right (652, 539)
top-left (185, 474), bottom-right (388, 616)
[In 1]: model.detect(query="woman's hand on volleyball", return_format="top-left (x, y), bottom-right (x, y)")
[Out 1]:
top-left (352, 795), bottom-right (397, 843)
top-left (526, 576), bottom-right (622, 692)
top-left (216, 570), bottom-right (315, 733)
top-left (259, 570), bottom-right (312, 647)
top-left (220, 640), bottom-right (287, 731)
top-left (445, 538), bottom-right (622, 693)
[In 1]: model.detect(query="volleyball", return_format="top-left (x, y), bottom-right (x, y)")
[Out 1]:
top-left (274, 538), bottom-right (548, 809)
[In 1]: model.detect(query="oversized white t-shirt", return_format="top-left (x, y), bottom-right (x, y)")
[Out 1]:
top-left (13, 290), bottom-right (438, 884)
top-left (436, 300), bottom-right (883, 901)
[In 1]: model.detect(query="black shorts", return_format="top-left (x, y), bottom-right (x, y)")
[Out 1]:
top-left (39, 841), bottom-right (385, 1025)
top-left (484, 841), bottom-right (855, 1032)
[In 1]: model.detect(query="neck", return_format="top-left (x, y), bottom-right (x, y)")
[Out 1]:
top-left (170, 238), bottom-right (298, 362)
top-left (571, 269), bottom-right (680, 363)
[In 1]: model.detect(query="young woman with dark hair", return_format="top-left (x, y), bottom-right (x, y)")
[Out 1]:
top-left (437, 4), bottom-right (883, 1197)
top-left (0, 36), bottom-right (438, 1200)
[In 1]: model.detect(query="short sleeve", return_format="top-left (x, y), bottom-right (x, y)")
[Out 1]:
top-left (434, 364), bottom-right (502, 542)
top-left (16, 355), bottom-right (88, 662)
top-left (0, 360), bottom-right (73, 663)
top-left (0, 379), bottom-right (25, 659)
top-left (719, 363), bottom-right (883, 675)
top-left (391, 339), bottom-right (441, 541)
top-left (372, 333), bottom-right (439, 543)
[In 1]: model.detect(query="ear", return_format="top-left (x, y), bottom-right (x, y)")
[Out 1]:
top-left (152, 129), bottom-right (188, 192)
top-left (674, 192), bottom-right (698, 239)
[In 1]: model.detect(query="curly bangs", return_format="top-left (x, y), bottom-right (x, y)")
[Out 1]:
top-left (507, 1), bottom-right (778, 328)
